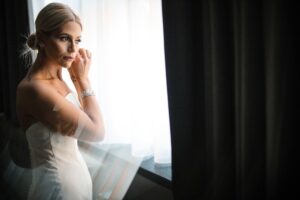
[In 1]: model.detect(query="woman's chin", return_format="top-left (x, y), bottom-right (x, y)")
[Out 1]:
top-left (61, 64), bottom-right (72, 69)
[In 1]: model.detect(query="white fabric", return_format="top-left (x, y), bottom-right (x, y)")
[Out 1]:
top-left (26, 93), bottom-right (92, 200)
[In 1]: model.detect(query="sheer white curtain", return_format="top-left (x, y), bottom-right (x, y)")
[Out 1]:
top-left (30, 0), bottom-right (171, 166)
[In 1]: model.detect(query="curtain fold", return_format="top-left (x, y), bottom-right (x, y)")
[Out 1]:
top-left (162, 0), bottom-right (297, 199)
top-left (233, 0), bottom-right (266, 198)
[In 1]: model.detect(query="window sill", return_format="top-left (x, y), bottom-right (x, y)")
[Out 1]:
top-left (78, 141), bottom-right (172, 190)
top-left (139, 157), bottom-right (172, 189)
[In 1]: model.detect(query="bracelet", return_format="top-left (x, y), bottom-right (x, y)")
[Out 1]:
top-left (80, 89), bottom-right (95, 99)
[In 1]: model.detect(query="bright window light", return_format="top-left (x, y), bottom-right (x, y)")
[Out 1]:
top-left (31, 0), bottom-right (171, 166)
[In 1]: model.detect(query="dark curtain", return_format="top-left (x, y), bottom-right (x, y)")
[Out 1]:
top-left (0, 0), bottom-right (30, 125)
top-left (0, 0), bottom-right (31, 169)
top-left (162, 0), bottom-right (298, 199)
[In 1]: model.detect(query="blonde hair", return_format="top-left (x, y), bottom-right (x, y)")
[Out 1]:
top-left (27, 2), bottom-right (82, 50)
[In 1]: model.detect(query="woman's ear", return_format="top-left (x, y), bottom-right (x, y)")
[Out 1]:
top-left (36, 31), bottom-right (46, 50)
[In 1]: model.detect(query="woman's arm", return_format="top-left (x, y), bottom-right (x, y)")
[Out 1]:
top-left (67, 48), bottom-right (105, 141)
top-left (27, 82), bottom-right (105, 142)
top-left (28, 48), bottom-right (105, 142)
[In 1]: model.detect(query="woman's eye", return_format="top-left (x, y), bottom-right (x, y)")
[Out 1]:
top-left (59, 36), bottom-right (69, 41)
top-left (75, 39), bottom-right (81, 44)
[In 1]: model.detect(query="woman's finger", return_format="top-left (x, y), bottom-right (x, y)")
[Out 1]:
top-left (78, 48), bottom-right (91, 61)
top-left (86, 50), bottom-right (91, 59)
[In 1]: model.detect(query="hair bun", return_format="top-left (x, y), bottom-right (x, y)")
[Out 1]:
top-left (27, 33), bottom-right (38, 50)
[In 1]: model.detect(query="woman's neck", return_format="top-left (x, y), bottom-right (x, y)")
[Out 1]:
top-left (28, 53), bottom-right (62, 80)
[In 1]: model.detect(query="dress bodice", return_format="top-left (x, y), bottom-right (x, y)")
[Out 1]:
top-left (26, 92), bottom-right (92, 200)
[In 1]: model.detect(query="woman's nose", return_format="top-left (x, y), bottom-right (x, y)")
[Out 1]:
top-left (68, 41), bottom-right (76, 52)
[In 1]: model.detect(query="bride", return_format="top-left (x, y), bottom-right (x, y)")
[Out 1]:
top-left (16, 2), bottom-right (105, 199)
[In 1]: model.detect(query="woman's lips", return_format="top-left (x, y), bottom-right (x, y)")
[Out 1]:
top-left (63, 56), bottom-right (74, 61)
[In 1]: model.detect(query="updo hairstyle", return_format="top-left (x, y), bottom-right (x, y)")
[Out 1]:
top-left (26, 2), bottom-right (82, 51)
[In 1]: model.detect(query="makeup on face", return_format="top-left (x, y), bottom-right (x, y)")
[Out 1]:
top-left (45, 21), bottom-right (82, 68)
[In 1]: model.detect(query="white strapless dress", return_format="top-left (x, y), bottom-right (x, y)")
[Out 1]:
top-left (26, 93), bottom-right (92, 200)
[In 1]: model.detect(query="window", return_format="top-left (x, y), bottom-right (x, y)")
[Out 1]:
top-left (29, 0), bottom-right (171, 196)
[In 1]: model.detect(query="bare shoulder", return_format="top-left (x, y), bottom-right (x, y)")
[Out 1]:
top-left (16, 79), bottom-right (57, 129)
top-left (17, 79), bottom-right (37, 104)
top-left (17, 79), bottom-right (60, 109)
top-left (19, 78), bottom-right (59, 95)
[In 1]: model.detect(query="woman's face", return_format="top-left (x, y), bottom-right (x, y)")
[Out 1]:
top-left (43, 21), bottom-right (82, 68)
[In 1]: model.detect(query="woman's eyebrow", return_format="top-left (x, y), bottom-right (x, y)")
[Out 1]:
top-left (57, 33), bottom-right (81, 39)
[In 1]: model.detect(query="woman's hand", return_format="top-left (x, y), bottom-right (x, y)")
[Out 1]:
top-left (68, 48), bottom-right (92, 90)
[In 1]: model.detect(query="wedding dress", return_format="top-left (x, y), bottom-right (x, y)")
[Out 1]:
top-left (26, 92), bottom-right (92, 200)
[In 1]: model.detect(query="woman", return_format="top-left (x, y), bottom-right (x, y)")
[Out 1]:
top-left (16, 2), bottom-right (105, 199)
